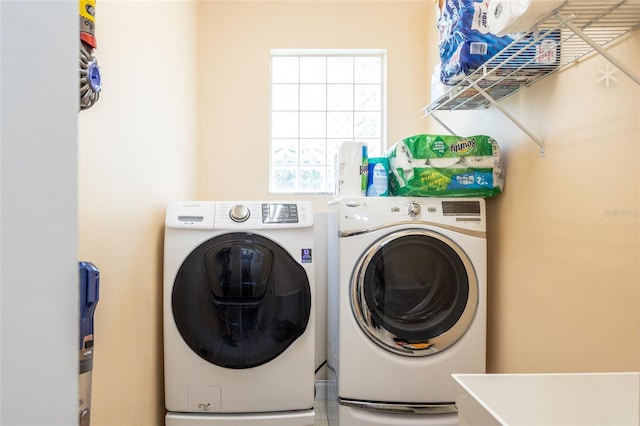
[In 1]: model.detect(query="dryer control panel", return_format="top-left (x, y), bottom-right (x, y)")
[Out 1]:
top-left (333, 196), bottom-right (486, 235)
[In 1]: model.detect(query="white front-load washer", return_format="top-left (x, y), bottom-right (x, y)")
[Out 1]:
top-left (327, 197), bottom-right (487, 425)
top-left (164, 201), bottom-right (316, 426)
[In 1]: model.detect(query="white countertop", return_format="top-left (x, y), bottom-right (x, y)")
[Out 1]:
top-left (453, 372), bottom-right (640, 426)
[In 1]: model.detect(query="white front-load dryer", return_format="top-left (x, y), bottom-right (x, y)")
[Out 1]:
top-left (327, 197), bottom-right (487, 425)
top-left (164, 201), bottom-right (316, 426)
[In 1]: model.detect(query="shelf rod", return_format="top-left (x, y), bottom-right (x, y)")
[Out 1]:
top-left (470, 82), bottom-right (546, 155)
top-left (428, 111), bottom-right (459, 137)
top-left (557, 12), bottom-right (640, 86)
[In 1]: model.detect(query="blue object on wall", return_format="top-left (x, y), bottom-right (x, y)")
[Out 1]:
top-left (79, 261), bottom-right (99, 350)
top-left (78, 261), bottom-right (99, 426)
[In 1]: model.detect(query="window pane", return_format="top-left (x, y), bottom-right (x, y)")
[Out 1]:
top-left (272, 112), bottom-right (298, 138)
top-left (327, 57), bottom-right (353, 83)
top-left (272, 167), bottom-right (297, 191)
top-left (300, 112), bottom-right (326, 138)
top-left (355, 112), bottom-right (380, 138)
top-left (299, 166), bottom-right (324, 192)
top-left (272, 139), bottom-right (298, 165)
top-left (300, 84), bottom-right (326, 110)
top-left (272, 57), bottom-right (299, 83)
top-left (355, 85), bottom-right (380, 111)
top-left (327, 112), bottom-right (353, 139)
top-left (272, 84), bottom-right (298, 110)
top-left (300, 139), bottom-right (325, 165)
top-left (355, 57), bottom-right (382, 83)
top-left (300, 57), bottom-right (326, 83)
top-left (327, 84), bottom-right (353, 111)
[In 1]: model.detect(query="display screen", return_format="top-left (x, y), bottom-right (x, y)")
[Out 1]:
top-left (442, 201), bottom-right (481, 216)
top-left (262, 203), bottom-right (299, 224)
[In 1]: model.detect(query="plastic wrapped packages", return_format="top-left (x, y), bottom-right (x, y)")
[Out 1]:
top-left (387, 134), bottom-right (504, 197)
top-left (437, 0), bottom-right (512, 83)
top-left (437, 0), bottom-right (560, 84)
top-left (483, 0), bottom-right (565, 37)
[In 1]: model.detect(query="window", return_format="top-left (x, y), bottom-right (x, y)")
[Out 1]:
top-left (270, 50), bottom-right (386, 194)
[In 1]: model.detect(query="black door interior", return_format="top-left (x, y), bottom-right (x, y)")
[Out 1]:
top-left (363, 233), bottom-right (469, 340)
top-left (172, 232), bottom-right (311, 369)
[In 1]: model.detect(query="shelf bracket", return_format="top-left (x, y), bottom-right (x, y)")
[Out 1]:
top-left (470, 82), bottom-right (546, 156)
top-left (557, 12), bottom-right (640, 86)
top-left (428, 111), bottom-right (459, 137)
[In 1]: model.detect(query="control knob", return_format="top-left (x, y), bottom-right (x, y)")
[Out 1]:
top-left (229, 205), bottom-right (250, 222)
top-left (408, 202), bottom-right (421, 218)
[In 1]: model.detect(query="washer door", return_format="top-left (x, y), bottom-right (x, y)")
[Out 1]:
top-left (172, 232), bottom-right (311, 368)
top-left (351, 229), bottom-right (478, 356)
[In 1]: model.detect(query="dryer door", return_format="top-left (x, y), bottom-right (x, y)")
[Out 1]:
top-left (351, 229), bottom-right (477, 356)
top-left (172, 232), bottom-right (311, 368)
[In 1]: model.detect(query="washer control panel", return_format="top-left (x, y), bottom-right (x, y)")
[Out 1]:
top-left (216, 201), bottom-right (313, 229)
top-left (165, 201), bottom-right (314, 230)
top-left (229, 205), bottom-right (251, 222)
top-left (227, 203), bottom-right (302, 224)
top-left (261, 203), bottom-right (300, 224)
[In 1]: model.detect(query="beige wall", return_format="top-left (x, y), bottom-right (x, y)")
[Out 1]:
top-left (78, 1), bottom-right (200, 425)
top-left (78, 1), bottom-right (639, 424)
top-left (199, 1), bottom-right (432, 204)
top-left (432, 37), bottom-right (640, 372)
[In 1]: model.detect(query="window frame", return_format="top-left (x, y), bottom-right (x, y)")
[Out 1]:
top-left (269, 49), bottom-right (387, 195)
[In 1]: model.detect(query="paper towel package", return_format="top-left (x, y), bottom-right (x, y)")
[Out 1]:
top-left (486, 0), bottom-right (565, 36)
top-left (387, 134), bottom-right (504, 197)
top-left (437, 0), bottom-right (560, 84)
top-left (335, 141), bottom-right (368, 197)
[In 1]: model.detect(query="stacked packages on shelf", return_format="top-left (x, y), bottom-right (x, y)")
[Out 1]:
top-left (434, 0), bottom-right (563, 92)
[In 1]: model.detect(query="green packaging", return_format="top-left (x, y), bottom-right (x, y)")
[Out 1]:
top-left (387, 134), bottom-right (504, 197)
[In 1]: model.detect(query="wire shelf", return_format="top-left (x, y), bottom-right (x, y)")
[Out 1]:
top-left (423, 0), bottom-right (640, 114)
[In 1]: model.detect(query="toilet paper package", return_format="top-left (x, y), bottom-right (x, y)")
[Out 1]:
top-left (437, 0), bottom-right (560, 84)
top-left (437, 0), bottom-right (510, 83)
top-left (387, 134), bottom-right (504, 197)
top-left (335, 141), bottom-right (368, 197)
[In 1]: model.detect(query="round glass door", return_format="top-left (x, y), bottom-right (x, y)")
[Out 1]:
top-left (172, 232), bottom-right (311, 368)
top-left (351, 229), bottom-right (478, 356)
